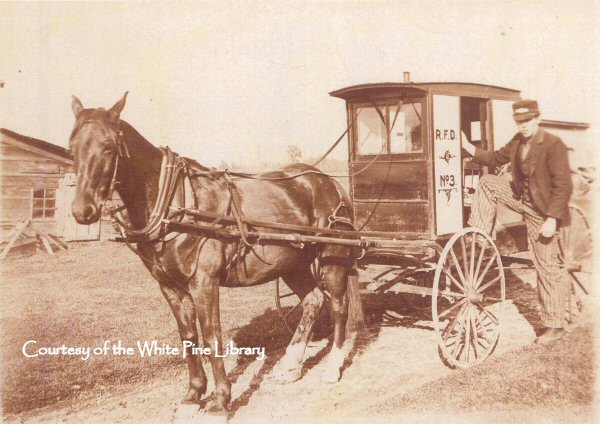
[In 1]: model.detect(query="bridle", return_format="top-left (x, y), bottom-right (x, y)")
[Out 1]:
top-left (72, 119), bottom-right (188, 244)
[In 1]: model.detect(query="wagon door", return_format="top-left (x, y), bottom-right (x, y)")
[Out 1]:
top-left (432, 95), bottom-right (464, 236)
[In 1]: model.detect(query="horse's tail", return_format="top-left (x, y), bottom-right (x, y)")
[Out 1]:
top-left (345, 262), bottom-right (365, 339)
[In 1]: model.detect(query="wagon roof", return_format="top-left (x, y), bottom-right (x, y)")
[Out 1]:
top-left (329, 82), bottom-right (521, 101)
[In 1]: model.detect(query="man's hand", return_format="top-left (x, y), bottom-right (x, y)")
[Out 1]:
top-left (539, 217), bottom-right (557, 238)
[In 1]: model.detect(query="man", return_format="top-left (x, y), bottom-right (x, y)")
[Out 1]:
top-left (462, 99), bottom-right (572, 344)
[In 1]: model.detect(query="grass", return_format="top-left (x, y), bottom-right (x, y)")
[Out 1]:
top-left (1, 241), bottom-right (595, 418)
top-left (371, 316), bottom-right (595, 413)
top-left (0, 242), bottom-right (284, 416)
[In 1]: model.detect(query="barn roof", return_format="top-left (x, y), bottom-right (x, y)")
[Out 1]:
top-left (0, 128), bottom-right (73, 164)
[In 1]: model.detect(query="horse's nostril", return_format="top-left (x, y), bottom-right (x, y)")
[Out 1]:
top-left (73, 200), bottom-right (98, 224)
top-left (84, 204), bottom-right (97, 219)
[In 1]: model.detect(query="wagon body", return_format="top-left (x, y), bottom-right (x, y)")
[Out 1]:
top-left (329, 81), bottom-right (530, 255)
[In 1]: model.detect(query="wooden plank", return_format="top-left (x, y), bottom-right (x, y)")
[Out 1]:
top-left (175, 207), bottom-right (427, 240)
top-left (351, 161), bottom-right (428, 200)
top-left (0, 160), bottom-right (61, 173)
top-left (0, 144), bottom-right (43, 160)
top-left (383, 282), bottom-right (433, 296)
top-left (1, 198), bottom-right (32, 211)
top-left (0, 217), bottom-right (30, 260)
top-left (47, 233), bottom-right (68, 250)
top-left (2, 172), bottom-right (65, 178)
top-left (354, 202), bottom-right (429, 234)
top-left (166, 220), bottom-right (438, 253)
top-left (1, 186), bottom-right (31, 197)
top-left (20, 162), bottom-right (60, 174)
top-left (0, 138), bottom-right (73, 165)
top-left (38, 233), bottom-right (55, 255)
top-left (0, 175), bottom-right (59, 188)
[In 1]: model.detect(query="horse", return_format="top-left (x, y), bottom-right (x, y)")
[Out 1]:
top-left (68, 92), bottom-right (363, 416)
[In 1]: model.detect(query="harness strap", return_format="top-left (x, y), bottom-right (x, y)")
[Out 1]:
top-left (109, 147), bottom-right (187, 243)
top-left (223, 172), bottom-right (251, 248)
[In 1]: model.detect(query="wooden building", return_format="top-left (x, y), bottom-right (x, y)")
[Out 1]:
top-left (0, 128), bottom-right (103, 243)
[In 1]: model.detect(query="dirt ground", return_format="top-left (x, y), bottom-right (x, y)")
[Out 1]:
top-left (8, 263), bottom-right (589, 424)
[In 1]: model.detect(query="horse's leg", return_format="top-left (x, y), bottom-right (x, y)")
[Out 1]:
top-left (320, 251), bottom-right (351, 383)
top-left (189, 269), bottom-right (230, 415)
top-left (273, 267), bottom-right (324, 383)
top-left (159, 283), bottom-right (207, 402)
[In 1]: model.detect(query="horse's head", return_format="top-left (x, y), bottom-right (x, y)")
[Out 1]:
top-left (69, 92), bottom-right (128, 224)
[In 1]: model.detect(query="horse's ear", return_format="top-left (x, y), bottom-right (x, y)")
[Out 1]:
top-left (72, 96), bottom-right (84, 117)
top-left (109, 91), bottom-right (129, 119)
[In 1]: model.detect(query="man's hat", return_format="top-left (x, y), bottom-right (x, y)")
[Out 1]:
top-left (512, 99), bottom-right (540, 122)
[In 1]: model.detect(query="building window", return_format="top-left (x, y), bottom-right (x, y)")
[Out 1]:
top-left (32, 188), bottom-right (56, 219)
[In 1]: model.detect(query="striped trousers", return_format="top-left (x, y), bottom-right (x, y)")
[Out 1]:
top-left (467, 174), bottom-right (569, 328)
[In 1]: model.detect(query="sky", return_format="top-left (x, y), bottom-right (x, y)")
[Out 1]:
top-left (1, 0), bottom-right (598, 167)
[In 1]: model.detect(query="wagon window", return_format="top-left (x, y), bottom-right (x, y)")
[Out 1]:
top-left (356, 107), bottom-right (387, 155)
top-left (355, 100), bottom-right (423, 157)
top-left (389, 102), bottom-right (422, 153)
top-left (32, 188), bottom-right (56, 219)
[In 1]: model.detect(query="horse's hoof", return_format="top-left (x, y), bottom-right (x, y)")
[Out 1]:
top-left (182, 387), bottom-right (206, 403)
top-left (173, 403), bottom-right (201, 423)
top-left (321, 366), bottom-right (341, 384)
top-left (201, 404), bottom-right (228, 424)
top-left (273, 365), bottom-right (302, 384)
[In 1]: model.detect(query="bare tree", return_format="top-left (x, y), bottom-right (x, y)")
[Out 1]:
top-left (287, 144), bottom-right (302, 163)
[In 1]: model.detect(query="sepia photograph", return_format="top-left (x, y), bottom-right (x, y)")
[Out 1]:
top-left (1, 1), bottom-right (598, 423)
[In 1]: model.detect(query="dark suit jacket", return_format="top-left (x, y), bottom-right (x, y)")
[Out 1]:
top-left (472, 129), bottom-right (572, 222)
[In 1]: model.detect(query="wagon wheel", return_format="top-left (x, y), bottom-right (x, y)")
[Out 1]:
top-left (558, 204), bottom-right (593, 324)
top-left (432, 227), bottom-right (505, 368)
top-left (275, 260), bottom-right (332, 339)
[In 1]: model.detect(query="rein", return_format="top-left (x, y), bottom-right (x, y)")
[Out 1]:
top-left (98, 122), bottom-right (353, 254)
top-left (106, 146), bottom-right (189, 243)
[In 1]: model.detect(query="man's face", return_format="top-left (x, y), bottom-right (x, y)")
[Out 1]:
top-left (515, 117), bottom-right (540, 138)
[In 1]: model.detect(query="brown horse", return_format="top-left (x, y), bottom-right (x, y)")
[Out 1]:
top-left (68, 92), bottom-right (363, 416)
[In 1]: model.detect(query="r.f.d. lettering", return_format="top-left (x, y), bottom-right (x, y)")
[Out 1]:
top-left (435, 129), bottom-right (456, 140)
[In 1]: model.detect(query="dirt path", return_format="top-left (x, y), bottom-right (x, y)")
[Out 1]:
top-left (8, 301), bottom-right (535, 424)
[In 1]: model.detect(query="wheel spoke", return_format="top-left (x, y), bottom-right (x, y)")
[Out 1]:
top-left (469, 233), bottom-right (477, 290)
top-left (451, 306), bottom-right (469, 356)
top-left (571, 249), bottom-right (593, 264)
top-left (472, 236), bottom-right (488, 291)
top-left (473, 252), bottom-right (498, 291)
top-left (475, 304), bottom-right (499, 326)
top-left (474, 310), bottom-right (492, 345)
top-left (481, 296), bottom-right (503, 302)
top-left (476, 275), bottom-right (502, 294)
top-left (449, 248), bottom-right (469, 292)
top-left (470, 308), bottom-right (479, 360)
top-left (465, 307), bottom-right (471, 363)
top-left (442, 302), bottom-right (468, 342)
top-left (439, 297), bottom-right (467, 320)
top-left (570, 273), bottom-right (589, 295)
top-left (279, 291), bottom-right (296, 299)
top-left (460, 236), bottom-right (470, 283)
top-left (441, 267), bottom-right (467, 294)
top-left (439, 290), bottom-right (467, 299)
